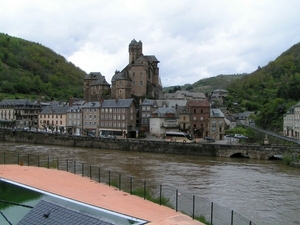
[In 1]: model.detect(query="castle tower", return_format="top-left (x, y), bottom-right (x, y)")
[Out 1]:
top-left (129, 39), bottom-right (143, 63)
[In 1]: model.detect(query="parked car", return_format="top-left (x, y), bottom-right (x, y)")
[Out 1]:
top-left (87, 133), bottom-right (96, 138)
top-left (234, 134), bottom-right (248, 139)
top-left (204, 137), bottom-right (215, 142)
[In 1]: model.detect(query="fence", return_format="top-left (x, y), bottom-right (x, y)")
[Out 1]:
top-left (0, 151), bottom-right (258, 225)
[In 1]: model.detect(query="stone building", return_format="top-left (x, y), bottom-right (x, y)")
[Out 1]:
top-left (39, 105), bottom-right (69, 132)
top-left (0, 99), bottom-right (42, 129)
top-left (83, 40), bottom-right (162, 102)
top-left (83, 72), bottom-right (110, 102)
top-left (111, 39), bottom-right (163, 100)
top-left (187, 100), bottom-right (210, 138)
top-left (210, 108), bottom-right (225, 140)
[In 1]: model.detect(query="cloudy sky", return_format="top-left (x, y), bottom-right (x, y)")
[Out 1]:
top-left (1, 0), bottom-right (300, 87)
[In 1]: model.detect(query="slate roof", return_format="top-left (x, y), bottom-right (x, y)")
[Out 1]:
top-left (111, 71), bottom-right (130, 82)
top-left (82, 101), bottom-right (101, 108)
top-left (0, 99), bottom-right (38, 106)
top-left (17, 199), bottom-right (114, 225)
top-left (151, 107), bottom-right (178, 117)
top-left (40, 105), bottom-right (70, 114)
top-left (85, 72), bottom-right (103, 79)
top-left (210, 109), bottom-right (224, 118)
top-left (101, 99), bottom-right (134, 108)
top-left (140, 99), bottom-right (187, 108)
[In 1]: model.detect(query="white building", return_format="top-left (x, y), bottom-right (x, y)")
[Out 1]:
top-left (149, 107), bottom-right (179, 137)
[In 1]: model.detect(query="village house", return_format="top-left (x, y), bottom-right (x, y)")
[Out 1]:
top-left (81, 101), bottom-right (101, 136)
top-left (187, 99), bottom-right (211, 138)
top-left (210, 108), bottom-right (225, 140)
top-left (210, 89), bottom-right (228, 104)
top-left (98, 99), bottom-right (137, 138)
top-left (66, 100), bottom-right (85, 135)
top-left (83, 72), bottom-right (110, 102)
top-left (283, 105), bottom-right (295, 138)
top-left (149, 107), bottom-right (179, 137)
top-left (176, 105), bottom-right (190, 133)
top-left (39, 105), bottom-right (69, 132)
top-left (139, 99), bottom-right (187, 132)
top-left (0, 99), bottom-right (42, 129)
top-left (282, 102), bottom-right (300, 139)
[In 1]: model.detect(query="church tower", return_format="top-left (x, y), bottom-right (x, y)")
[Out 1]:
top-left (129, 39), bottom-right (143, 63)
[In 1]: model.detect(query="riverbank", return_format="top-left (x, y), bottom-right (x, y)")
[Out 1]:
top-left (1, 129), bottom-right (298, 160)
top-left (0, 165), bottom-right (204, 225)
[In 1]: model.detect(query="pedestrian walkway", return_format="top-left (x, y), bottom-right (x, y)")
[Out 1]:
top-left (0, 165), bottom-right (204, 225)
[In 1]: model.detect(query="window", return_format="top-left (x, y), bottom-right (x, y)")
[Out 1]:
top-left (140, 81), bottom-right (143, 85)
top-left (193, 109), bottom-right (196, 113)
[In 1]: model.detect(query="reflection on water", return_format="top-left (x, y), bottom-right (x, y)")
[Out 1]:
top-left (1, 142), bottom-right (300, 225)
top-left (0, 180), bottom-right (42, 224)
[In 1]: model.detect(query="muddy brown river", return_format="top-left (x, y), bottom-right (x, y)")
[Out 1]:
top-left (0, 142), bottom-right (299, 225)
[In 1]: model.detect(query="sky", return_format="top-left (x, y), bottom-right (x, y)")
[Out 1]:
top-left (1, 0), bottom-right (300, 87)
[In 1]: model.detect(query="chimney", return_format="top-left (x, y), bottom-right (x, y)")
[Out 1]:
top-left (69, 97), bottom-right (73, 106)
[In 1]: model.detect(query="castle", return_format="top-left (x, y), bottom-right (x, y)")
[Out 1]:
top-left (83, 39), bottom-right (163, 102)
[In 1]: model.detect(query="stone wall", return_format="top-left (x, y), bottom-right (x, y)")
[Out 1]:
top-left (0, 129), bottom-right (299, 159)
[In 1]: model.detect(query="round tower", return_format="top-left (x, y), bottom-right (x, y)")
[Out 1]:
top-left (129, 39), bottom-right (142, 63)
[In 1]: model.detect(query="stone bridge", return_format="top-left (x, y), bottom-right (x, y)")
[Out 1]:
top-left (213, 144), bottom-right (298, 159)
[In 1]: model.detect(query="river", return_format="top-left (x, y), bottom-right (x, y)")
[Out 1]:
top-left (0, 142), bottom-right (299, 225)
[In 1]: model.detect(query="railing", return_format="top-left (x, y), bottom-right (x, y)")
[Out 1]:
top-left (0, 151), bottom-right (259, 225)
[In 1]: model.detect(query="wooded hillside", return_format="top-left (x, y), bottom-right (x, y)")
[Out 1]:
top-left (227, 42), bottom-right (300, 131)
top-left (0, 33), bottom-right (86, 100)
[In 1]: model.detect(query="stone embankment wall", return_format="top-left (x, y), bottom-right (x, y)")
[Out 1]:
top-left (0, 130), bottom-right (299, 159)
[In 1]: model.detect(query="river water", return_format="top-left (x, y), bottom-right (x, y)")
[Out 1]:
top-left (0, 142), bottom-right (299, 225)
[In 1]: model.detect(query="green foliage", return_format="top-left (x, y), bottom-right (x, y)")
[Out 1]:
top-left (163, 74), bottom-right (245, 94)
top-left (227, 42), bottom-right (300, 131)
top-left (282, 153), bottom-right (294, 165)
top-left (131, 188), bottom-right (172, 207)
top-left (0, 33), bottom-right (86, 100)
top-left (194, 215), bottom-right (211, 225)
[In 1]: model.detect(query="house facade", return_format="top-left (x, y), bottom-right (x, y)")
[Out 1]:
top-left (39, 105), bottom-right (69, 132)
top-left (149, 107), bottom-right (179, 137)
top-left (283, 104), bottom-right (298, 138)
top-left (82, 101), bottom-right (101, 136)
top-left (0, 99), bottom-right (42, 129)
top-left (83, 72), bottom-right (111, 102)
top-left (187, 100), bottom-right (210, 138)
top-left (98, 99), bottom-right (137, 137)
top-left (66, 102), bottom-right (84, 135)
top-left (210, 108), bottom-right (225, 140)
